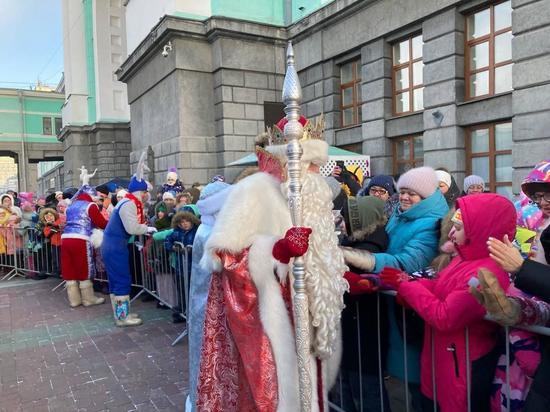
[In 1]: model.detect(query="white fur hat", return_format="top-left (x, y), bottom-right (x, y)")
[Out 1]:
top-left (435, 170), bottom-right (452, 189)
top-left (266, 140), bottom-right (329, 166)
top-left (167, 167), bottom-right (178, 181)
top-left (162, 191), bottom-right (175, 200)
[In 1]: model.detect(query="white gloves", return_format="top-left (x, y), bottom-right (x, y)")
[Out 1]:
top-left (341, 246), bottom-right (376, 272)
top-left (147, 226), bottom-right (158, 234)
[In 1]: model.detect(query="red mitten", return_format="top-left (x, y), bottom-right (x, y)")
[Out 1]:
top-left (379, 266), bottom-right (411, 290)
top-left (272, 227), bottom-right (313, 264)
top-left (344, 271), bottom-right (379, 295)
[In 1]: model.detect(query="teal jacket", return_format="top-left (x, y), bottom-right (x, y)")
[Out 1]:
top-left (374, 189), bottom-right (448, 384)
top-left (373, 189), bottom-right (449, 273)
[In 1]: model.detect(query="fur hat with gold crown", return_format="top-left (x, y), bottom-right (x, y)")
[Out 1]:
top-left (255, 114), bottom-right (328, 181)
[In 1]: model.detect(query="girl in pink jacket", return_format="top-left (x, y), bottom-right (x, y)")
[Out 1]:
top-left (388, 194), bottom-right (517, 411)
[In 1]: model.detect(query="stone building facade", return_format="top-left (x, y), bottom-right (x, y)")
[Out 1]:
top-left (116, 0), bottom-right (550, 193)
top-left (59, 0), bottom-right (132, 187)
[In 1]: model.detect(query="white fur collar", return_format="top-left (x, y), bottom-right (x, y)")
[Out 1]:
top-left (206, 172), bottom-right (292, 256)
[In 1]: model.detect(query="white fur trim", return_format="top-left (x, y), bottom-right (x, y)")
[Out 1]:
top-left (324, 329), bottom-right (342, 390)
top-left (248, 235), bottom-right (300, 412)
top-left (205, 172), bottom-right (291, 255)
top-left (274, 258), bottom-right (290, 284)
top-left (301, 140), bottom-right (329, 166)
top-left (266, 140), bottom-right (329, 167)
top-left (90, 229), bottom-right (103, 249)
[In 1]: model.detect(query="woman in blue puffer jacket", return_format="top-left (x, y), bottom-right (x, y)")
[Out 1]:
top-left (342, 166), bottom-right (449, 411)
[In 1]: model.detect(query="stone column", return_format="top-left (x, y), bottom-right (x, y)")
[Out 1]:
top-left (511, 0), bottom-right (550, 190)
top-left (361, 38), bottom-right (393, 175)
top-left (422, 8), bottom-right (466, 188)
top-left (26, 164), bottom-right (38, 194)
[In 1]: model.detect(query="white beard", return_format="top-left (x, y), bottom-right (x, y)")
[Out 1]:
top-left (283, 172), bottom-right (349, 360)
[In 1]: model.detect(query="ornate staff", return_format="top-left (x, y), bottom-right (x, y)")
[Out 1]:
top-left (282, 41), bottom-right (312, 411)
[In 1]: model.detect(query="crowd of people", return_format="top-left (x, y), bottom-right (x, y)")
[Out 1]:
top-left (1, 138), bottom-right (550, 411)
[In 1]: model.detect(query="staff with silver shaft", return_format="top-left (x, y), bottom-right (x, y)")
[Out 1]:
top-left (283, 41), bottom-right (312, 412)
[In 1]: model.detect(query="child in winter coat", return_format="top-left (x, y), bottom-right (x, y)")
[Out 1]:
top-left (154, 202), bottom-right (173, 231)
top-left (37, 208), bottom-right (62, 277)
top-left (383, 194), bottom-right (516, 412)
top-left (490, 283), bottom-right (541, 412)
top-left (164, 211), bottom-right (200, 322)
top-left (0, 205), bottom-right (21, 271)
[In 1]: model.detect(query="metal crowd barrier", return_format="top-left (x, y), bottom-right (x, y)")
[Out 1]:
top-left (130, 233), bottom-right (191, 346)
top-left (3, 224), bottom-right (550, 410)
top-left (0, 226), bottom-right (61, 282)
top-left (328, 289), bottom-right (550, 412)
top-left (0, 226), bottom-right (191, 346)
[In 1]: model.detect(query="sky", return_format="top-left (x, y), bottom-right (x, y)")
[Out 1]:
top-left (0, 0), bottom-right (63, 89)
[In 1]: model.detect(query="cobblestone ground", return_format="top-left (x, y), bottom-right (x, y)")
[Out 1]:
top-left (0, 278), bottom-right (188, 412)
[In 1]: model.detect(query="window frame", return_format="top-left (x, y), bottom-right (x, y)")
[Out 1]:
top-left (392, 135), bottom-right (424, 175)
top-left (466, 121), bottom-right (513, 193)
top-left (340, 59), bottom-right (362, 127)
top-left (392, 34), bottom-right (424, 116)
top-left (54, 117), bottom-right (62, 135)
top-left (464, 0), bottom-right (513, 100)
top-left (42, 117), bottom-right (52, 135)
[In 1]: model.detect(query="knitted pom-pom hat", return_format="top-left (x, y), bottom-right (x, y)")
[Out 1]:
top-left (396, 166), bottom-right (438, 199)
top-left (464, 175), bottom-right (485, 193)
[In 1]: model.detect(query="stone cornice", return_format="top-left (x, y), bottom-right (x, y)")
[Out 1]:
top-left (287, 0), bottom-right (370, 41)
top-left (117, 15), bottom-right (289, 83)
top-left (204, 16), bottom-right (288, 44)
top-left (57, 122), bottom-right (130, 142)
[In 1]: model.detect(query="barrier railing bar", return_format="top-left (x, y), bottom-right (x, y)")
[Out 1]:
top-left (376, 292), bottom-right (384, 412)
top-left (465, 327), bottom-right (471, 412)
top-left (401, 305), bottom-right (410, 412)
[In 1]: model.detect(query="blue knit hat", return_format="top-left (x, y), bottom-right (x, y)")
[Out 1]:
top-left (128, 175), bottom-right (148, 193)
top-left (366, 175), bottom-right (396, 196)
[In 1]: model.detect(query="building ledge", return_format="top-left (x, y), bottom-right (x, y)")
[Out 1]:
top-left (58, 121), bottom-right (131, 142)
top-left (117, 15), bottom-right (288, 84)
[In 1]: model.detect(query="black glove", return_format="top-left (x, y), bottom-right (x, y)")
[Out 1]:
top-left (541, 225), bottom-right (550, 263)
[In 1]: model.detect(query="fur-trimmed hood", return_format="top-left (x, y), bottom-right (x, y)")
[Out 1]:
top-left (196, 182), bottom-right (232, 227)
top-left (39, 207), bottom-right (59, 222)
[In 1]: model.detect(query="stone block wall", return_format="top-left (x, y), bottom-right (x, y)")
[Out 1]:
top-left (213, 67), bottom-right (284, 181)
top-left (115, 2), bottom-right (550, 190)
top-left (421, 8), bottom-right (466, 186)
top-left (59, 122), bottom-right (131, 187)
top-left (511, 0), bottom-right (550, 188)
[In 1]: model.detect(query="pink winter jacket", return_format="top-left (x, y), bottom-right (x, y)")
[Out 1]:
top-left (399, 194), bottom-right (517, 412)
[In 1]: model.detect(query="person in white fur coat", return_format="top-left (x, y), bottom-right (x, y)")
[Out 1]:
top-left (195, 116), bottom-right (348, 412)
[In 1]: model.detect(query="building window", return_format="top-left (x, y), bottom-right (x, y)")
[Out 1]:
top-left (467, 121), bottom-right (512, 196)
top-left (42, 117), bottom-right (52, 135)
top-left (392, 34), bottom-right (424, 115)
top-left (54, 117), bottom-right (62, 135)
top-left (465, 1), bottom-right (512, 99)
top-left (340, 60), bottom-right (362, 127)
top-left (393, 135), bottom-right (424, 175)
top-left (263, 102), bottom-right (285, 129)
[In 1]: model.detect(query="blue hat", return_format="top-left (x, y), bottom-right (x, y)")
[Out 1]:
top-left (366, 175), bottom-right (396, 196)
top-left (72, 184), bottom-right (97, 200)
top-left (128, 175), bottom-right (148, 193)
top-left (199, 181), bottom-right (230, 201)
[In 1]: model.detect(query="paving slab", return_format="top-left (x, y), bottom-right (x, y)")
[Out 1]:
top-left (0, 278), bottom-right (188, 412)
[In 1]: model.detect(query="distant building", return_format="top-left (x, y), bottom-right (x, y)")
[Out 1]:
top-left (59, 0), bottom-right (131, 187)
top-left (0, 157), bottom-right (18, 193)
top-left (0, 88), bottom-right (64, 193)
